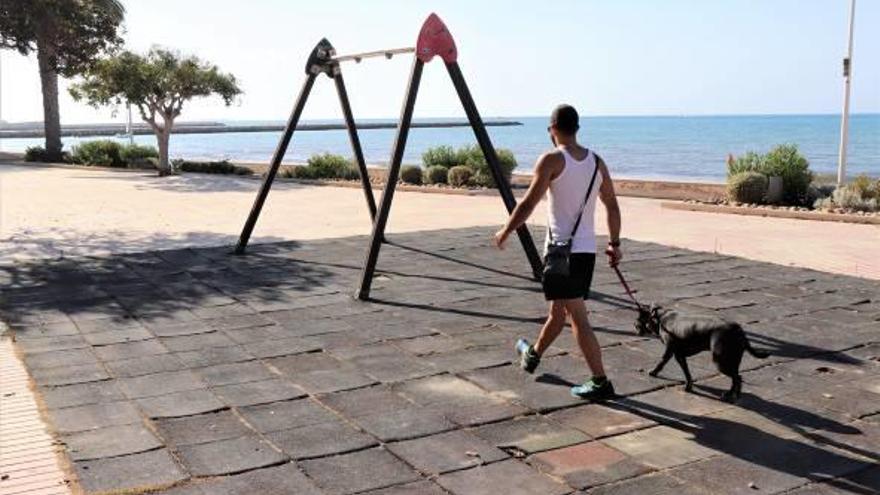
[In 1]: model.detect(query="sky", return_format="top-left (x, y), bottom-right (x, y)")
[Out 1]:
top-left (1, 0), bottom-right (878, 124)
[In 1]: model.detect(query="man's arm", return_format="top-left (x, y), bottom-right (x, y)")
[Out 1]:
top-left (493, 152), bottom-right (562, 249)
top-left (597, 155), bottom-right (623, 266)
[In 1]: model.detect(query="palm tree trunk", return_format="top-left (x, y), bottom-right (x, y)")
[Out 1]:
top-left (37, 43), bottom-right (63, 161)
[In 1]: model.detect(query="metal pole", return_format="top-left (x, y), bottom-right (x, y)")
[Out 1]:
top-left (356, 58), bottom-right (424, 300)
top-left (837, 0), bottom-right (856, 186)
top-left (235, 74), bottom-right (317, 254)
top-left (126, 103), bottom-right (134, 145)
top-left (445, 62), bottom-right (544, 280)
top-left (334, 71), bottom-right (377, 220)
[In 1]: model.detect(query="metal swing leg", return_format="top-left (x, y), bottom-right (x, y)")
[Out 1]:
top-left (356, 58), bottom-right (425, 300)
top-left (235, 73), bottom-right (317, 255)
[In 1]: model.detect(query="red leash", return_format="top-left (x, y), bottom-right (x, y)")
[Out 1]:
top-left (612, 264), bottom-right (644, 312)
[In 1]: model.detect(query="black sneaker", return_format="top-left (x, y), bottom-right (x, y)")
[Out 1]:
top-left (515, 338), bottom-right (540, 373)
top-left (570, 377), bottom-right (616, 401)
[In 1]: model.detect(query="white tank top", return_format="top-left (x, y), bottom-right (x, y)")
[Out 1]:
top-left (545, 147), bottom-right (603, 254)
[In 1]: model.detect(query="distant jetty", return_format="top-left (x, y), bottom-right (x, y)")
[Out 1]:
top-left (0, 120), bottom-right (522, 139)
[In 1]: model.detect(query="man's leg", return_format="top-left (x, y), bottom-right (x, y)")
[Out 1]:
top-left (517, 300), bottom-right (565, 373)
top-left (566, 298), bottom-right (614, 399)
top-left (534, 300), bottom-right (567, 355)
top-left (564, 298), bottom-right (606, 376)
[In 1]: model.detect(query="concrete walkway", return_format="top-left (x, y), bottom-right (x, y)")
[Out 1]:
top-left (1, 227), bottom-right (878, 494)
top-left (1, 163), bottom-right (878, 279)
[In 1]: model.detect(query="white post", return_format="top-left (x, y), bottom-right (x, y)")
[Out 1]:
top-left (837, 0), bottom-right (856, 186)
top-left (126, 103), bottom-right (134, 145)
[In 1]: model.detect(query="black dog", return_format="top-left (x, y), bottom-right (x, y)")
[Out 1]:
top-left (635, 304), bottom-right (769, 401)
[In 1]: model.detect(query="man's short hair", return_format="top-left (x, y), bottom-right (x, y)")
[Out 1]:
top-left (550, 104), bottom-right (579, 135)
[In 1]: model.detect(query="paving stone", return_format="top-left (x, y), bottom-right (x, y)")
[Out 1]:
top-left (436, 459), bottom-right (570, 495)
top-left (463, 362), bottom-right (585, 412)
top-left (119, 370), bottom-right (205, 398)
top-left (394, 375), bottom-right (528, 426)
top-left (601, 425), bottom-right (718, 469)
top-left (669, 455), bottom-right (810, 494)
top-left (352, 405), bottom-right (456, 441)
top-left (9, 321), bottom-right (80, 339)
top-left (209, 313), bottom-right (277, 332)
top-left (528, 441), bottom-right (651, 490)
top-left (23, 348), bottom-right (97, 369)
top-left (426, 347), bottom-right (512, 373)
top-left (212, 378), bottom-right (306, 407)
top-left (587, 471), bottom-right (713, 495)
top-left (547, 403), bottom-right (656, 439)
top-left (387, 430), bottom-right (508, 474)
top-left (75, 449), bottom-right (187, 494)
top-left (318, 385), bottom-right (413, 418)
top-left (195, 361), bottom-right (276, 387)
top-left (104, 353), bottom-right (186, 378)
top-left (266, 419), bottom-right (377, 459)
top-left (392, 334), bottom-right (466, 355)
top-left (239, 398), bottom-right (336, 433)
top-left (472, 415), bottom-right (590, 455)
top-left (136, 390), bottom-right (226, 418)
top-left (39, 380), bottom-right (125, 409)
top-left (223, 325), bottom-right (290, 344)
top-left (64, 423), bottom-right (162, 461)
top-left (175, 345), bottom-right (255, 368)
top-left (361, 481), bottom-right (449, 495)
top-left (155, 410), bottom-right (252, 446)
top-left (148, 320), bottom-right (215, 338)
top-left (17, 334), bottom-right (88, 354)
top-left (300, 448), bottom-right (421, 495)
top-left (192, 462), bottom-right (323, 495)
top-left (243, 336), bottom-right (323, 359)
top-left (29, 361), bottom-right (110, 388)
top-left (191, 303), bottom-right (257, 320)
top-left (161, 331), bottom-right (237, 352)
top-left (49, 400), bottom-right (143, 433)
top-left (93, 339), bottom-right (168, 361)
top-left (176, 434), bottom-right (287, 476)
top-left (270, 353), bottom-right (378, 394)
top-left (82, 325), bottom-right (154, 346)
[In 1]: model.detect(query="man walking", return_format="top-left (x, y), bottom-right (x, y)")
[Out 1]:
top-left (493, 104), bottom-right (622, 400)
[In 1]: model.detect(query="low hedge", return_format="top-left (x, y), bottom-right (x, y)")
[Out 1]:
top-left (424, 165), bottom-right (448, 185)
top-left (727, 171), bottom-right (767, 204)
top-left (400, 165), bottom-right (423, 185)
top-left (173, 159), bottom-right (253, 175)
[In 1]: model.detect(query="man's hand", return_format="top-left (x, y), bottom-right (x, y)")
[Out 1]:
top-left (493, 228), bottom-right (511, 250)
top-left (605, 244), bottom-right (623, 267)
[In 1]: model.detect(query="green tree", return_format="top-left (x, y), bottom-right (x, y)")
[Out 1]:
top-left (70, 48), bottom-right (242, 175)
top-left (0, 0), bottom-right (125, 161)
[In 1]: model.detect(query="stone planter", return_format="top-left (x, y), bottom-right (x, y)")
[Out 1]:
top-left (766, 176), bottom-right (783, 203)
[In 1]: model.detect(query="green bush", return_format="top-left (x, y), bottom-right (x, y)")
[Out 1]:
top-left (447, 165), bottom-right (473, 187)
top-left (726, 151), bottom-right (766, 177)
top-left (304, 153), bottom-right (359, 179)
top-left (422, 146), bottom-right (460, 169)
top-left (24, 145), bottom-right (70, 163)
top-left (424, 165), bottom-right (448, 185)
top-left (400, 165), bottom-right (423, 185)
top-left (850, 174), bottom-right (878, 200)
top-left (71, 140), bottom-right (126, 167)
top-left (120, 144), bottom-right (158, 164)
top-left (458, 145), bottom-right (517, 187)
top-left (173, 159), bottom-right (253, 175)
top-left (817, 184), bottom-right (880, 212)
top-left (727, 172), bottom-right (767, 204)
top-left (763, 144), bottom-right (813, 205)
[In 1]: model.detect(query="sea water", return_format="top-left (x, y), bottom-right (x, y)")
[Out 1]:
top-left (4, 114), bottom-right (877, 182)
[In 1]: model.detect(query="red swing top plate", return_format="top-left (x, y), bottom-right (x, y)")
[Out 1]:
top-left (416, 13), bottom-right (458, 64)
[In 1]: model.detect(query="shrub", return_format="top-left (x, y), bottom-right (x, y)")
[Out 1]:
top-left (400, 165), bottom-right (423, 185)
top-left (71, 140), bottom-right (126, 167)
top-left (422, 146), bottom-right (460, 169)
top-left (726, 151), bottom-right (766, 177)
top-left (727, 172), bottom-right (767, 204)
top-left (424, 165), bottom-right (448, 185)
top-left (120, 144), bottom-right (158, 164)
top-left (448, 165), bottom-right (474, 187)
top-left (830, 185), bottom-right (879, 212)
top-left (24, 145), bottom-right (71, 163)
top-left (763, 144), bottom-right (813, 205)
top-left (851, 174), bottom-right (877, 200)
top-left (305, 153), bottom-right (358, 179)
top-left (173, 159), bottom-right (253, 175)
top-left (458, 145), bottom-right (517, 187)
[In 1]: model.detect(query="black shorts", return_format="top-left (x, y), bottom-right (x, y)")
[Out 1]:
top-left (542, 252), bottom-right (596, 301)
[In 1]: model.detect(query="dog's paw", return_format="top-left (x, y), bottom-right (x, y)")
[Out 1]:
top-left (648, 370), bottom-right (660, 378)
top-left (720, 392), bottom-right (738, 403)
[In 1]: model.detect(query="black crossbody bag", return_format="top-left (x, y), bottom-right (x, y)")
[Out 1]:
top-left (543, 151), bottom-right (600, 280)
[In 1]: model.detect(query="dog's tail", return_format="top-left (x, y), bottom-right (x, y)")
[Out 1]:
top-left (744, 336), bottom-right (770, 359)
